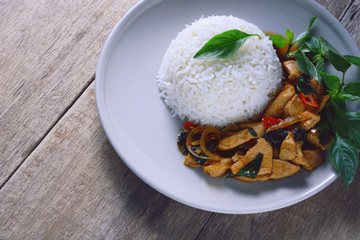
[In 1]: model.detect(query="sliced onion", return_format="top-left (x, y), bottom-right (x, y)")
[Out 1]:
top-left (266, 112), bottom-right (312, 132)
top-left (186, 126), bottom-right (209, 160)
top-left (186, 126), bottom-right (222, 161)
top-left (200, 127), bottom-right (222, 161)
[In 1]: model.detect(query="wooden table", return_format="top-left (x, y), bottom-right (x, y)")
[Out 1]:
top-left (1, 0), bottom-right (359, 239)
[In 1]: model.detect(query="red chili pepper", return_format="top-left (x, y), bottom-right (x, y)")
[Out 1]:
top-left (262, 117), bottom-right (281, 128)
top-left (262, 117), bottom-right (292, 130)
top-left (184, 121), bottom-right (196, 130)
top-left (298, 92), bottom-right (319, 107)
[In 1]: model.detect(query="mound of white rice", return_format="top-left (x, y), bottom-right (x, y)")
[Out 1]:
top-left (157, 15), bottom-right (283, 127)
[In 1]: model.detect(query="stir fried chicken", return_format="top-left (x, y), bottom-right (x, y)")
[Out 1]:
top-left (263, 85), bottom-right (296, 118)
top-left (178, 49), bottom-right (330, 182)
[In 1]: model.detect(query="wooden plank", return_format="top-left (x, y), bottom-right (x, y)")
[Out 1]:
top-left (0, 0), bottom-right (141, 186)
top-left (0, 0), bottom-right (358, 239)
top-left (0, 83), bottom-right (212, 239)
top-left (316, 0), bottom-right (353, 19)
top-left (341, 0), bottom-right (360, 46)
top-left (194, 171), bottom-right (360, 240)
top-left (195, 0), bottom-right (360, 238)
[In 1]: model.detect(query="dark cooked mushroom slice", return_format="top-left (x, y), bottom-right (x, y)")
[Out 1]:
top-left (306, 129), bottom-right (331, 151)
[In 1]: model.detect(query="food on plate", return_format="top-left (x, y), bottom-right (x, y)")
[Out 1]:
top-left (157, 16), bottom-right (282, 127)
top-left (160, 16), bottom-right (360, 186)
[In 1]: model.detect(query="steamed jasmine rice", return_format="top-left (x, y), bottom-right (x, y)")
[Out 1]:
top-left (157, 15), bottom-right (283, 127)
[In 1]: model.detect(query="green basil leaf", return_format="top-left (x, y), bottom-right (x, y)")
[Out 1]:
top-left (320, 37), bottom-right (341, 56)
top-left (295, 74), bottom-right (317, 95)
top-left (320, 72), bottom-right (340, 92)
top-left (333, 106), bottom-right (360, 148)
top-left (337, 82), bottom-right (360, 101)
top-left (269, 34), bottom-right (288, 48)
top-left (328, 49), bottom-right (351, 74)
top-left (304, 37), bottom-right (323, 54)
top-left (226, 153), bottom-right (263, 179)
top-left (313, 54), bottom-right (325, 72)
top-left (286, 29), bottom-right (294, 44)
top-left (193, 29), bottom-right (261, 59)
top-left (299, 43), bottom-right (311, 53)
top-left (330, 134), bottom-right (359, 188)
top-left (248, 128), bottom-right (258, 137)
top-left (344, 55), bottom-right (360, 67)
top-left (294, 49), bottom-right (321, 82)
top-left (294, 17), bottom-right (317, 43)
top-left (325, 101), bottom-right (336, 128)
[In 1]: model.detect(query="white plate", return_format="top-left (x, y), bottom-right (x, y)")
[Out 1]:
top-left (95, 0), bottom-right (360, 214)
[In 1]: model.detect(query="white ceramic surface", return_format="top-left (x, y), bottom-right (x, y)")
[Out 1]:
top-left (95, 0), bottom-right (360, 214)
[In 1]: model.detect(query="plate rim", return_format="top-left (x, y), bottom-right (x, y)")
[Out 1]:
top-left (95, 0), bottom-right (359, 214)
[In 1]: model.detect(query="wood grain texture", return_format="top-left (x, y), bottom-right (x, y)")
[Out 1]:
top-left (0, 0), bottom-right (359, 239)
top-left (341, 0), bottom-right (360, 46)
top-left (196, 169), bottom-right (360, 240)
top-left (0, 83), bottom-right (211, 239)
top-left (0, 0), bottom-right (141, 185)
top-left (315, 0), bottom-right (353, 19)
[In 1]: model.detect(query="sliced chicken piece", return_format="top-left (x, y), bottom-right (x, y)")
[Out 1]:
top-left (279, 132), bottom-right (308, 168)
top-left (309, 78), bottom-right (324, 95)
top-left (263, 85), bottom-right (296, 118)
top-left (279, 132), bottom-right (297, 161)
top-left (203, 158), bottom-right (233, 177)
top-left (307, 129), bottom-right (330, 150)
top-left (218, 122), bottom-right (266, 151)
top-left (299, 111), bottom-right (321, 130)
top-left (230, 155), bottom-right (246, 175)
top-left (234, 159), bottom-right (300, 182)
top-left (269, 159), bottom-right (301, 180)
top-left (283, 60), bottom-right (301, 83)
top-left (284, 139), bottom-right (326, 172)
top-left (301, 149), bottom-right (325, 171)
top-left (290, 141), bottom-right (304, 166)
top-left (183, 154), bottom-right (201, 168)
top-left (315, 95), bottom-right (330, 113)
top-left (283, 94), bottom-right (306, 118)
top-left (230, 138), bottom-right (273, 176)
top-left (231, 150), bottom-right (245, 162)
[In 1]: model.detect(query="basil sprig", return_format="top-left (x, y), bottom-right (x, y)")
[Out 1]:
top-left (270, 17), bottom-right (317, 56)
top-left (191, 17), bottom-right (360, 187)
top-left (193, 29), bottom-right (261, 59)
top-left (330, 134), bottom-right (359, 188)
top-left (274, 17), bottom-right (360, 187)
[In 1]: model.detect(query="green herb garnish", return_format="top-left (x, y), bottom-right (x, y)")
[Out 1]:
top-left (276, 18), bottom-right (360, 187)
top-left (226, 153), bottom-right (263, 180)
top-left (330, 134), bottom-right (359, 188)
top-left (193, 29), bottom-right (261, 59)
top-left (248, 128), bottom-right (258, 137)
top-left (270, 17), bottom-right (317, 56)
top-left (295, 75), bottom-right (317, 95)
top-left (193, 17), bottom-right (360, 187)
